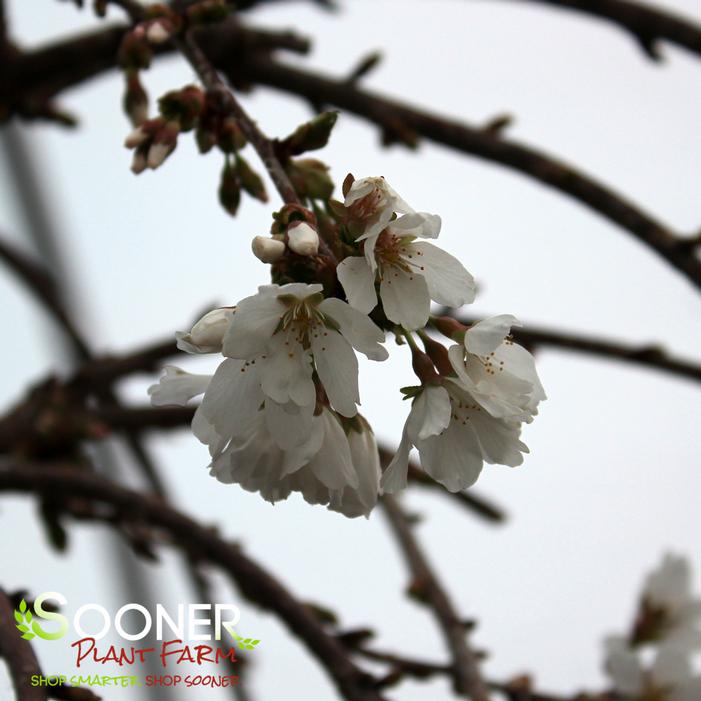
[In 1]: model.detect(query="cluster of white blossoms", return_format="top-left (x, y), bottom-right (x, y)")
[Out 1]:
top-left (604, 554), bottom-right (701, 701)
top-left (149, 176), bottom-right (545, 517)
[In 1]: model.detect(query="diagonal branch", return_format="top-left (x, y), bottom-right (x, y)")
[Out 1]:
top-left (232, 54), bottom-right (701, 293)
top-left (441, 310), bottom-right (701, 385)
top-left (381, 495), bottom-right (490, 701)
top-left (486, 0), bottom-right (701, 62)
top-left (0, 463), bottom-right (386, 701)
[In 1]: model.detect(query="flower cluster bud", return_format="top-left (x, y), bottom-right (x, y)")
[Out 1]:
top-left (218, 160), bottom-right (241, 215)
top-left (421, 334), bottom-right (453, 376)
top-left (286, 158), bottom-right (334, 200)
top-left (251, 236), bottom-right (286, 264)
top-left (125, 117), bottom-right (179, 173)
top-left (410, 346), bottom-right (442, 386)
top-left (123, 72), bottom-right (149, 127)
top-left (287, 222), bottom-right (319, 257)
top-left (270, 204), bottom-right (316, 237)
top-left (158, 85), bottom-right (205, 132)
top-left (118, 29), bottom-right (153, 72)
top-left (279, 111), bottom-right (338, 156)
top-left (196, 96), bottom-right (247, 155)
top-left (431, 315), bottom-right (467, 342)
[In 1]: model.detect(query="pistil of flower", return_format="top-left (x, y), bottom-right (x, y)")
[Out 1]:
top-left (277, 294), bottom-right (328, 350)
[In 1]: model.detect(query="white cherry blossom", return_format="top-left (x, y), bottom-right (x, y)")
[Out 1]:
top-left (339, 178), bottom-right (475, 330)
top-left (605, 637), bottom-right (701, 701)
top-left (148, 366), bottom-right (211, 407)
top-left (634, 554), bottom-right (701, 647)
top-left (223, 283), bottom-right (387, 418)
top-left (287, 222), bottom-right (319, 256)
top-left (448, 314), bottom-right (546, 423)
top-left (382, 380), bottom-right (528, 494)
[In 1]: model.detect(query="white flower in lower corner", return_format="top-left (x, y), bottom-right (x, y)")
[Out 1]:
top-left (381, 380), bottom-right (528, 494)
top-left (605, 637), bottom-right (701, 701)
top-left (448, 315), bottom-right (546, 423)
top-left (633, 554), bottom-right (701, 647)
top-left (175, 307), bottom-right (234, 354)
top-left (209, 407), bottom-right (381, 518)
top-left (222, 283), bottom-right (387, 418)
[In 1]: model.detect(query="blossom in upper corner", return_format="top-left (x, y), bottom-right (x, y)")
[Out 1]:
top-left (632, 554), bottom-right (701, 647)
top-left (337, 177), bottom-right (476, 330)
top-left (222, 283), bottom-right (388, 418)
top-left (175, 307), bottom-right (234, 354)
top-left (604, 637), bottom-right (701, 701)
top-left (381, 379), bottom-right (528, 494)
top-left (448, 314), bottom-right (546, 423)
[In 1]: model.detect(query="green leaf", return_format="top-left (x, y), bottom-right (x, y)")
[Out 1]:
top-left (251, 640), bottom-right (260, 646)
top-left (19, 600), bottom-right (27, 614)
top-left (243, 638), bottom-right (251, 644)
top-left (21, 632), bottom-right (35, 641)
top-left (16, 624), bottom-right (28, 633)
top-left (25, 610), bottom-right (32, 623)
top-left (14, 611), bottom-right (22, 624)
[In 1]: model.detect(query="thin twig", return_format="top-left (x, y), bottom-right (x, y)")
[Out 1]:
top-left (441, 310), bottom-right (701, 385)
top-left (381, 495), bottom-right (490, 701)
top-left (0, 464), bottom-right (387, 701)
top-left (488, 0), bottom-right (701, 61)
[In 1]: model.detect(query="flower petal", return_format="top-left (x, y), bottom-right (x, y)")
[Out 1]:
top-left (408, 385), bottom-right (451, 442)
top-left (318, 297), bottom-right (387, 361)
top-left (604, 637), bottom-right (644, 696)
top-left (307, 410), bottom-right (359, 489)
top-left (311, 329), bottom-right (359, 417)
top-left (260, 331), bottom-right (315, 408)
top-left (223, 292), bottom-right (284, 359)
top-left (264, 399), bottom-right (315, 450)
top-left (464, 315), bottom-right (521, 356)
top-left (409, 241), bottom-right (476, 307)
top-left (391, 212), bottom-right (441, 239)
top-left (380, 265), bottom-right (430, 330)
top-left (148, 366), bottom-right (210, 407)
top-left (336, 257), bottom-right (378, 314)
top-left (380, 427), bottom-right (412, 494)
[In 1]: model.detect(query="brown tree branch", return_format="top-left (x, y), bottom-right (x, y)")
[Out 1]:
top-left (381, 495), bottom-right (490, 701)
top-left (441, 310), bottom-right (701, 385)
top-left (0, 464), bottom-right (386, 701)
top-left (488, 0), bottom-right (701, 62)
top-left (0, 587), bottom-right (47, 701)
top-left (4, 22), bottom-right (701, 291)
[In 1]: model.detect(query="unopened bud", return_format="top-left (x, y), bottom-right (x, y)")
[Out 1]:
top-left (252, 236), bottom-right (286, 264)
top-left (191, 308), bottom-right (233, 348)
top-left (131, 148), bottom-right (148, 174)
top-left (236, 156), bottom-right (267, 203)
top-left (124, 73), bottom-right (149, 127)
top-left (287, 222), bottom-right (319, 256)
top-left (124, 125), bottom-right (149, 149)
top-left (219, 161), bottom-right (241, 216)
top-left (286, 158), bottom-right (333, 200)
top-left (280, 111), bottom-right (338, 156)
top-left (431, 315), bottom-right (466, 342)
top-left (146, 20), bottom-right (171, 44)
top-left (147, 141), bottom-right (173, 169)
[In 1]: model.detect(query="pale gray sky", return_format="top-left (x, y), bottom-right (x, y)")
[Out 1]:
top-left (1, 1), bottom-right (700, 699)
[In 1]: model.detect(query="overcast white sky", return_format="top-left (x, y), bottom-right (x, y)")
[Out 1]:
top-left (1, 1), bottom-right (701, 699)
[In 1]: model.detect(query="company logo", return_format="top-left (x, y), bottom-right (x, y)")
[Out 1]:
top-left (13, 592), bottom-right (260, 650)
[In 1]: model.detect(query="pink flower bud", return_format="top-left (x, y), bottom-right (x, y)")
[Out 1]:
top-left (251, 236), bottom-right (286, 263)
top-left (287, 222), bottom-right (319, 257)
top-left (124, 126), bottom-right (149, 148)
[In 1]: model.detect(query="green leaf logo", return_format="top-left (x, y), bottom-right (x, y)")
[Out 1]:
top-left (15, 600), bottom-right (36, 641)
top-left (231, 631), bottom-right (261, 651)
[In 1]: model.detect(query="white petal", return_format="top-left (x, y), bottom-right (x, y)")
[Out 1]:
top-left (192, 405), bottom-right (227, 458)
top-left (333, 425), bottom-right (381, 517)
top-left (260, 331), bottom-right (315, 408)
top-left (646, 554), bottom-right (693, 610)
top-left (604, 637), bottom-right (644, 696)
top-left (198, 358), bottom-right (263, 441)
top-left (416, 419), bottom-right (484, 492)
top-left (318, 297), bottom-right (387, 361)
top-left (653, 644), bottom-right (693, 687)
top-left (409, 241), bottom-right (476, 308)
top-left (380, 427), bottom-right (412, 494)
top-left (380, 265), bottom-right (431, 330)
top-left (336, 257), bottom-right (378, 314)
top-left (223, 292), bottom-right (284, 359)
top-left (275, 282), bottom-right (323, 298)
top-left (307, 410), bottom-right (359, 489)
top-left (311, 329), bottom-right (359, 417)
top-left (408, 385), bottom-right (451, 441)
top-left (264, 399), bottom-right (315, 450)
top-left (148, 366), bottom-right (210, 407)
top-left (390, 212), bottom-right (441, 239)
top-left (464, 315), bottom-right (522, 356)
